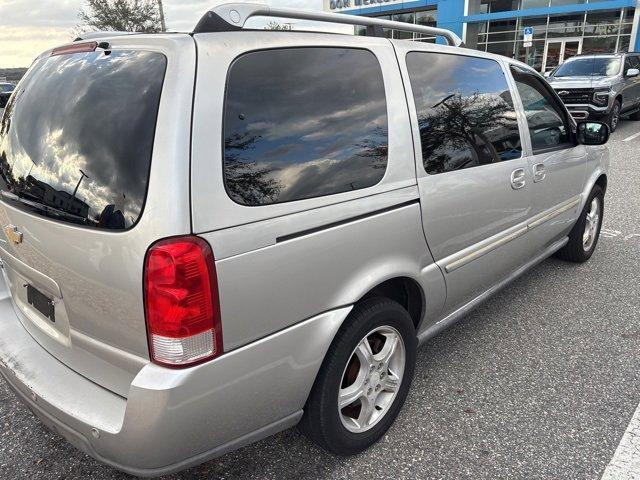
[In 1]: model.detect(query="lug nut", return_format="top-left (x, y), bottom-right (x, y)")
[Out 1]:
top-left (367, 388), bottom-right (373, 395)
top-left (375, 384), bottom-right (381, 392)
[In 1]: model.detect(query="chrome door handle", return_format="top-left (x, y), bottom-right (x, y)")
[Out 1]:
top-left (510, 168), bottom-right (526, 190)
top-left (533, 163), bottom-right (546, 183)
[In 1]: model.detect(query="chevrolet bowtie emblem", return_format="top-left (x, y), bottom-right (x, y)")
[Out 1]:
top-left (3, 225), bottom-right (23, 245)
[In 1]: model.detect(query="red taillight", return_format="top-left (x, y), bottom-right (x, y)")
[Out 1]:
top-left (51, 42), bottom-right (98, 56)
top-left (144, 236), bottom-right (223, 368)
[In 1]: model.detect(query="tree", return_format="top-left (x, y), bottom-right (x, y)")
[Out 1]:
top-left (265, 21), bottom-right (293, 31)
top-left (77, 0), bottom-right (162, 33)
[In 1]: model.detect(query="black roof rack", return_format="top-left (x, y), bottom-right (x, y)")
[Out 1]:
top-left (193, 2), bottom-right (464, 47)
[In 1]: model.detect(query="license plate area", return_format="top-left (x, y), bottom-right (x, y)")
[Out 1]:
top-left (27, 284), bottom-right (55, 322)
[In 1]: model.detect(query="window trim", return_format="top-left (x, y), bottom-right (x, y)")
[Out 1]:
top-left (221, 46), bottom-right (390, 207)
top-left (404, 50), bottom-right (524, 176)
top-left (509, 64), bottom-right (577, 155)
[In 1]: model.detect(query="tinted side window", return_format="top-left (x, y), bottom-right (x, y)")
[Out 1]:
top-left (223, 48), bottom-right (388, 206)
top-left (406, 52), bottom-right (521, 175)
top-left (510, 66), bottom-right (572, 153)
top-left (625, 55), bottom-right (639, 70)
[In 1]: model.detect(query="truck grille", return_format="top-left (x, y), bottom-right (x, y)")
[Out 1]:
top-left (554, 88), bottom-right (594, 105)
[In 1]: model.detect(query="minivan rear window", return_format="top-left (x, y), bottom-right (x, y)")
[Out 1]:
top-left (0, 50), bottom-right (166, 230)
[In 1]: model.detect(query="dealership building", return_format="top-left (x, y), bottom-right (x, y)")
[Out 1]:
top-left (323, 0), bottom-right (640, 72)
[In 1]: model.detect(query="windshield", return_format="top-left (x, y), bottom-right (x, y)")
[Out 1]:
top-left (0, 50), bottom-right (166, 230)
top-left (553, 58), bottom-right (621, 77)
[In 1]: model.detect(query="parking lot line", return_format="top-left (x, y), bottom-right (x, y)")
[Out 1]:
top-left (601, 400), bottom-right (640, 480)
top-left (622, 131), bottom-right (640, 142)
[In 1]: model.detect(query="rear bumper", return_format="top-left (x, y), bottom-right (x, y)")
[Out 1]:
top-left (0, 280), bottom-right (349, 476)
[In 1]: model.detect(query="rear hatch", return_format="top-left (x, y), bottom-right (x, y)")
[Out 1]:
top-left (0, 36), bottom-right (194, 397)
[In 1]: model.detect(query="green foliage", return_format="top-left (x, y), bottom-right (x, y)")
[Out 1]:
top-left (78, 0), bottom-right (162, 33)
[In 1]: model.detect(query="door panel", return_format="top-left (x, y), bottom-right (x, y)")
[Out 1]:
top-left (509, 65), bottom-right (585, 246)
top-left (623, 55), bottom-right (640, 111)
top-left (398, 47), bottom-right (535, 313)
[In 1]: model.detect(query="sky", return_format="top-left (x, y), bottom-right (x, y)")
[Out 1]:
top-left (0, 0), bottom-right (332, 68)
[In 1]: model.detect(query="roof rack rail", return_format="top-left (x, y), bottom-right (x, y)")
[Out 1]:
top-left (193, 2), bottom-right (464, 47)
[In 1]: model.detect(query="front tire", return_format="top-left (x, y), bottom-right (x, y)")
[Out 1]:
top-left (555, 185), bottom-right (604, 263)
top-left (607, 100), bottom-right (621, 132)
top-left (299, 297), bottom-right (416, 455)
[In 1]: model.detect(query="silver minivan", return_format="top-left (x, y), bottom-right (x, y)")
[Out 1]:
top-left (0, 3), bottom-right (610, 476)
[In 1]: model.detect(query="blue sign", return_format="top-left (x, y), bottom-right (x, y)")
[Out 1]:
top-left (523, 27), bottom-right (534, 36)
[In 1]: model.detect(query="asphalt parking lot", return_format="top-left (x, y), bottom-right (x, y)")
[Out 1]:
top-left (1, 120), bottom-right (640, 480)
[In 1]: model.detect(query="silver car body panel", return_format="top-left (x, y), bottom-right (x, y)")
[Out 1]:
top-left (191, 32), bottom-right (445, 349)
top-left (0, 29), bottom-right (610, 476)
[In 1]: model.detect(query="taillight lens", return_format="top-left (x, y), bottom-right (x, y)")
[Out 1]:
top-left (144, 236), bottom-right (222, 368)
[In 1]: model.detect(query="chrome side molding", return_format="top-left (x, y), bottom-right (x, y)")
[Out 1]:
top-left (444, 195), bottom-right (582, 273)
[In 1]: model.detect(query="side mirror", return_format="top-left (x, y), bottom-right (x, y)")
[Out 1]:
top-left (626, 68), bottom-right (640, 77)
top-left (543, 71), bottom-right (552, 78)
top-left (577, 121), bottom-right (609, 146)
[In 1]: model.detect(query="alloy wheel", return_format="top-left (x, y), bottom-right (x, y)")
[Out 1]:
top-left (338, 326), bottom-right (405, 433)
top-left (583, 197), bottom-right (600, 252)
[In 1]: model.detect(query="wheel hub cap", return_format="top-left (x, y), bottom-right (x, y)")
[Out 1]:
top-left (583, 197), bottom-right (600, 252)
top-left (338, 326), bottom-right (405, 433)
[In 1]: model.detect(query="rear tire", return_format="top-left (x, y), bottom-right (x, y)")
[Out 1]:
top-left (299, 297), bottom-right (416, 456)
top-left (606, 100), bottom-right (621, 132)
top-left (555, 185), bottom-right (604, 263)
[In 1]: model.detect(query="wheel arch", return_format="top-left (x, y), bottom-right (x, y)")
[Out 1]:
top-left (594, 173), bottom-right (608, 194)
top-left (359, 276), bottom-right (425, 330)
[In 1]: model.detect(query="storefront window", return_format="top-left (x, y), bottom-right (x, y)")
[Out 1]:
top-left (489, 19), bottom-right (518, 32)
top-left (515, 41), bottom-right (545, 71)
top-left (415, 10), bottom-right (437, 42)
top-left (521, 0), bottom-right (550, 9)
top-left (376, 14), bottom-right (393, 38)
top-left (550, 0), bottom-right (585, 6)
top-left (517, 16), bottom-right (549, 39)
top-left (622, 8), bottom-right (635, 22)
top-left (582, 35), bottom-right (619, 53)
top-left (415, 10), bottom-right (437, 25)
top-left (618, 35), bottom-right (631, 52)
top-left (547, 14), bottom-right (584, 36)
top-left (487, 19), bottom-right (517, 41)
top-left (486, 0), bottom-right (520, 12)
top-left (393, 12), bottom-right (415, 39)
top-left (486, 42), bottom-right (515, 58)
top-left (584, 10), bottom-right (622, 36)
